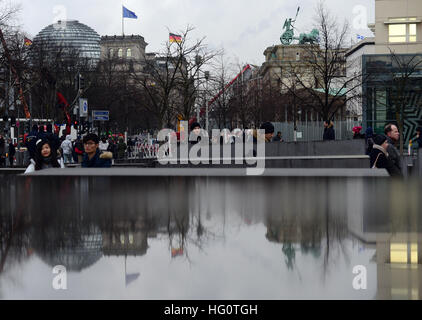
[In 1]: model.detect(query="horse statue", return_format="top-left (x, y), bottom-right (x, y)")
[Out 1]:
top-left (298, 29), bottom-right (320, 45)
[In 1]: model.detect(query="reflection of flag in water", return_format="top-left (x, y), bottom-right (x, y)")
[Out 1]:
top-left (24, 37), bottom-right (32, 46)
top-left (125, 272), bottom-right (140, 287)
top-left (357, 34), bottom-right (365, 41)
top-left (171, 247), bottom-right (184, 258)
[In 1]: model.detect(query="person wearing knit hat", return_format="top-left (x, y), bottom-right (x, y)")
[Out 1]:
top-left (369, 134), bottom-right (401, 177)
top-left (252, 122), bottom-right (274, 143)
top-left (189, 122), bottom-right (201, 145)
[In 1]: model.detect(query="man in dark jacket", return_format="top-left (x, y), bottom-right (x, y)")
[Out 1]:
top-left (323, 121), bottom-right (335, 141)
top-left (8, 139), bottom-right (15, 167)
top-left (81, 133), bottom-right (112, 168)
top-left (384, 123), bottom-right (401, 174)
top-left (44, 123), bottom-right (60, 152)
top-left (26, 124), bottom-right (39, 159)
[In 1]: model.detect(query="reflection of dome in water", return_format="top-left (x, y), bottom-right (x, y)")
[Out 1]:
top-left (35, 228), bottom-right (103, 272)
top-left (33, 20), bottom-right (101, 65)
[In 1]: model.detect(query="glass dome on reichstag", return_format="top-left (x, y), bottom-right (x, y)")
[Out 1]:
top-left (33, 20), bottom-right (101, 65)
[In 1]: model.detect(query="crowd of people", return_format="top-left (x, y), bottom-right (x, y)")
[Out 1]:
top-left (1, 121), bottom-right (421, 177)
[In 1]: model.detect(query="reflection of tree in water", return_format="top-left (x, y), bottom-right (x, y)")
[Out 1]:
top-left (282, 243), bottom-right (295, 270)
top-left (264, 178), bottom-right (349, 279)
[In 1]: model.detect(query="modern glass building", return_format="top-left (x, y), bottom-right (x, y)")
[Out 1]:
top-left (33, 20), bottom-right (101, 67)
top-left (362, 54), bottom-right (422, 144)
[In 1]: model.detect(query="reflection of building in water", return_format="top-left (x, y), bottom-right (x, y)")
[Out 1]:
top-left (375, 233), bottom-right (422, 300)
top-left (35, 229), bottom-right (103, 272)
top-left (347, 179), bottom-right (422, 300)
top-left (102, 230), bottom-right (148, 257)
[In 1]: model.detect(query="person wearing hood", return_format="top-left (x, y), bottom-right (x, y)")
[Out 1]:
top-left (81, 133), bottom-right (112, 168)
top-left (61, 135), bottom-right (73, 164)
top-left (99, 136), bottom-right (109, 152)
top-left (352, 126), bottom-right (364, 139)
top-left (25, 139), bottom-right (65, 174)
top-left (369, 135), bottom-right (402, 177)
top-left (323, 120), bottom-right (335, 141)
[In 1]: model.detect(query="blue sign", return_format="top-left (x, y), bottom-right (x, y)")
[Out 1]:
top-left (93, 110), bottom-right (109, 121)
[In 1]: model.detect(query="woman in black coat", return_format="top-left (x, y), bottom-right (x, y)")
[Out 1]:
top-left (369, 135), bottom-right (402, 177)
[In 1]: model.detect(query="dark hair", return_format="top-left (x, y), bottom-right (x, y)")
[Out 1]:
top-left (260, 122), bottom-right (274, 134)
top-left (32, 124), bottom-right (39, 132)
top-left (384, 123), bottom-right (397, 135)
top-left (190, 122), bottom-right (201, 131)
top-left (34, 139), bottom-right (60, 171)
top-left (46, 123), bottom-right (53, 133)
top-left (83, 133), bottom-right (100, 144)
top-left (417, 127), bottom-right (422, 133)
top-left (373, 134), bottom-right (387, 146)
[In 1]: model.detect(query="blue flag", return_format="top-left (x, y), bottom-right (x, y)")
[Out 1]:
top-left (123, 6), bottom-right (138, 19)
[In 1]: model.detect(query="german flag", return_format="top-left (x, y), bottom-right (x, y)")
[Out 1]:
top-left (169, 33), bottom-right (182, 43)
top-left (24, 37), bottom-right (32, 46)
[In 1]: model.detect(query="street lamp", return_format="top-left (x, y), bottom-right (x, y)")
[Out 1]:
top-left (204, 71), bottom-right (210, 133)
top-left (195, 55), bottom-right (202, 122)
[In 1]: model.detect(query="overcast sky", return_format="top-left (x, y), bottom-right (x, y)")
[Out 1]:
top-left (16, 0), bottom-right (375, 66)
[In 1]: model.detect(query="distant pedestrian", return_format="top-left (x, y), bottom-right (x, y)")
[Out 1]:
top-left (190, 122), bottom-right (202, 145)
top-left (99, 136), bottom-right (109, 152)
top-left (60, 135), bottom-right (73, 164)
top-left (117, 137), bottom-right (127, 159)
top-left (272, 131), bottom-right (284, 142)
top-left (323, 120), bottom-right (335, 141)
top-left (412, 127), bottom-right (422, 149)
top-left (352, 126), bottom-right (364, 139)
top-left (0, 135), bottom-right (6, 167)
top-left (26, 124), bottom-right (39, 160)
top-left (73, 137), bottom-right (84, 163)
top-left (384, 123), bottom-right (402, 174)
top-left (365, 127), bottom-right (374, 155)
top-left (45, 123), bottom-right (60, 151)
top-left (24, 139), bottom-right (64, 174)
top-left (8, 139), bottom-right (15, 167)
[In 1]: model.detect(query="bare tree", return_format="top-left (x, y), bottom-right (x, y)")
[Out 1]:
top-left (131, 25), bottom-right (218, 129)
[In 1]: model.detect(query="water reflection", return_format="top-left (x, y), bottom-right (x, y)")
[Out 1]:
top-left (0, 174), bottom-right (421, 299)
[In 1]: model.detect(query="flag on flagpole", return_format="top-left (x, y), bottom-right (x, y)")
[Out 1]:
top-left (24, 37), bottom-right (32, 46)
top-left (123, 6), bottom-right (138, 19)
top-left (169, 33), bottom-right (182, 43)
top-left (357, 34), bottom-right (365, 41)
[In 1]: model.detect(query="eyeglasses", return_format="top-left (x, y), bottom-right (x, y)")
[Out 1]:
top-left (83, 141), bottom-right (96, 146)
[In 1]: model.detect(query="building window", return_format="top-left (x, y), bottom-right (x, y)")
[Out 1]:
top-left (410, 24), bottom-right (417, 42)
top-left (389, 24), bottom-right (407, 42)
top-left (388, 20), bottom-right (418, 43)
top-left (109, 48), bottom-right (114, 57)
top-left (118, 48), bottom-right (123, 58)
top-left (127, 48), bottom-right (132, 58)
